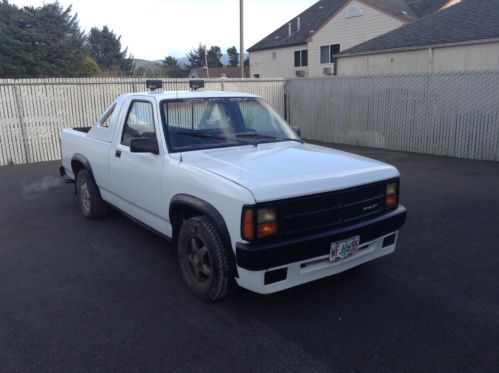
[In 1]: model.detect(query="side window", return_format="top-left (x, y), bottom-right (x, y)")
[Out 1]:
top-left (98, 104), bottom-right (116, 128)
top-left (121, 101), bottom-right (155, 147)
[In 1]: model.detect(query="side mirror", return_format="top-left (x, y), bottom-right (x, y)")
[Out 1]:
top-left (291, 126), bottom-right (301, 137)
top-left (130, 137), bottom-right (159, 155)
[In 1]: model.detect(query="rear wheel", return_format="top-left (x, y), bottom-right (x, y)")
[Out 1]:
top-left (178, 216), bottom-right (235, 301)
top-left (76, 169), bottom-right (109, 219)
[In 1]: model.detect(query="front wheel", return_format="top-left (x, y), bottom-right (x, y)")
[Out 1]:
top-left (177, 216), bottom-right (236, 301)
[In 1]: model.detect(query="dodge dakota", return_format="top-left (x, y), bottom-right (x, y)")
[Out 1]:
top-left (60, 81), bottom-right (407, 301)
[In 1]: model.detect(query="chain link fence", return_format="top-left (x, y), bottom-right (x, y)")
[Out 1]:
top-left (0, 77), bottom-right (287, 166)
top-left (289, 70), bottom-right (499, 161)
top-left (1, 72), bottom-right (499, 166)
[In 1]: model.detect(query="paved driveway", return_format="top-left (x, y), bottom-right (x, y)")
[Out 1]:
top-left (0, 143), bottom-right (498, 373)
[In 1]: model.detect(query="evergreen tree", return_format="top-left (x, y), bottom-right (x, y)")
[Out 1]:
top-left (226, 46), bottom-right (239, 67)
top-left (207, 46), bottom-right (223, 67)
top-left (162, 56), bottom-right (187, 78)
top-left (186, 44), bottom-right (207, 68)
top-left (0, 1), bottom-right (90, 78)
top-left (87, 26), bottom-right (134, 75)
top-left (0, 1), bottom-right (30, 77)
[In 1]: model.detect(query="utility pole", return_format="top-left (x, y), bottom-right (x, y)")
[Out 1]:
top-left (204, 46), bottom-right (210, 78)
top-left (240, 0), bottom-right (244, 78)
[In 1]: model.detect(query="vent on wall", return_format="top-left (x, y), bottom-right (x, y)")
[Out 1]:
top-left (295, 70), bottom-right (305, 78)
top-left (346, 4), bottom-right (362, 18)
top-left (323, 67), bottom-right (332, 76)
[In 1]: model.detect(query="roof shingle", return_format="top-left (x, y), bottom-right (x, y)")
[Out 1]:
top-left (248, 0), bottom-right (448, 52)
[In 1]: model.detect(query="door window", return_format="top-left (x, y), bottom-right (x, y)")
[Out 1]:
top-left (121, 101), bottom-right (155, 146)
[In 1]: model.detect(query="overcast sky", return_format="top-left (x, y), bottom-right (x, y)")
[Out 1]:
top-left (9, 0), bottom-right (317, 60)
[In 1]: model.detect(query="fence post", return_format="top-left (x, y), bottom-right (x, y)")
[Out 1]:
top-left (284, 80), bottom-right (290, 122)
top-left (13, 80), bottom-right (31, 163)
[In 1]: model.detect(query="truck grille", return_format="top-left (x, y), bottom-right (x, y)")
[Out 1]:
top-left (276, 180), bottom-right (392, 236)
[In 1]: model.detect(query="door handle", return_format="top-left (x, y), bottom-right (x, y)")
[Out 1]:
top-left (115, 150), bottom-right (121, 158)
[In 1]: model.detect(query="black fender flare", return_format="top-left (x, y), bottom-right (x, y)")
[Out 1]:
top-left (170, 194), bottom-right (238, 277)
top-left (71, 153), bottom-right (96, 194)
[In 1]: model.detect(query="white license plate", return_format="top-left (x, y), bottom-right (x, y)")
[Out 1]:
top-left (329, 236), bottom-right (360, 262)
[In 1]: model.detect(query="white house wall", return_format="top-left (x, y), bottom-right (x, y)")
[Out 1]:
top-left (307, 0), bottom-right (405, 77)
top-left (250, 45), bottom-right (308, 79)
top-left (337, 41), bottom-right (499, 75)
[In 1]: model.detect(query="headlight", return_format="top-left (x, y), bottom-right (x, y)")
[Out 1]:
top-left (385, 181), bottom-right (398, 208)
top-left (242, 206), bottom-right (278, 241)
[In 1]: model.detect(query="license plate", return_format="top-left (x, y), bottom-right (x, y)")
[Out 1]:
top-left (329, 236), bottom-right (360, 262)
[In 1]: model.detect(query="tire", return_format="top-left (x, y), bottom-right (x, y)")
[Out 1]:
top-left (76, 169), bottom-right (109, 219)
top-left (177, 216), bottom-right (236, 301)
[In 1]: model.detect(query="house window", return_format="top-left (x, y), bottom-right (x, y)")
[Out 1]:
top-left (294, 49), bottom-right (308, 67)
top-left (320, 44), bottom-right (340, 64)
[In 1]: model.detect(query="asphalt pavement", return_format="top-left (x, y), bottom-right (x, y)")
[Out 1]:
top-left (0, 143), bottom-right (498, 373)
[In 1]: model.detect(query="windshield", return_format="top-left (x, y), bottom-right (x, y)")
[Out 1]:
top-left (161, 97), bottom-right (300, 152)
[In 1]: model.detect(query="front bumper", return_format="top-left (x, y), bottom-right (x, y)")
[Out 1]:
top-left (236, 206), bottom-right (406, 271)
top-left (234, 206), bottom-right (406, 293)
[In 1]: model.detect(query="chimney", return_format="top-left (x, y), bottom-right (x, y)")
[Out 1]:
top-left (288, 22), bottom-right (292, 37)
top-left (297, 17), bottom-right (301, 31)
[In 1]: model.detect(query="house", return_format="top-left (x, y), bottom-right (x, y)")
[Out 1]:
top-left (336, 0), bottom-right (499, 74)
top-left (248, 0), bottom-right (457, 78)
top-left (188, 67), bottom-right (249, 79)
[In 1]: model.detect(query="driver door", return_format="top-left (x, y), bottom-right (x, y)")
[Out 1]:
top-left (108, 98), bottom-right (166, 233)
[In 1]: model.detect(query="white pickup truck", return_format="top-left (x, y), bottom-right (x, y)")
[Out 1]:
top-left (60, 81), bottom-right (406, 301)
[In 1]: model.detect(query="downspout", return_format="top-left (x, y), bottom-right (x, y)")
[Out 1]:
top-left (428, 47), bottom-right (433, 73)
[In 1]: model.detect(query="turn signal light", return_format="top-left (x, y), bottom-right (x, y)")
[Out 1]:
top-left (257, 222), bottom-right (278, 238)
top-left (242, 208), bottom-right (254, 241)
top-left (385, 194), bottom-right (398, 208)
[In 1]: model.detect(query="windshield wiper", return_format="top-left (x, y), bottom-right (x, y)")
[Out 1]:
top-left (175, 131), bottom-right (255, 146)
top-left (235, 132), bottom-right (304, 143)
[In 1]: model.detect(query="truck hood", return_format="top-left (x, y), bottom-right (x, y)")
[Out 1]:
top-left (180, 142), bottom-right (399, 202)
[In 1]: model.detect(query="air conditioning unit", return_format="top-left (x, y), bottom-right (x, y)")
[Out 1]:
top-left (295, 70), bottom-right (305, 78)
top-left (323, 67), bottom-right (333, 76)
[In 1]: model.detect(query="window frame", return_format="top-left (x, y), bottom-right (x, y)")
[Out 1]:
top-left (320, 44), bottom-right (341, 64)
top-left (120, 99), bottom-right (157, 148)
top-left (294, 49), bottom-right (308, 67)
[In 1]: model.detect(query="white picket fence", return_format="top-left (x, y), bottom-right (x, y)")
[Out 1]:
top-left (0, 78), bottom-right (287, 165)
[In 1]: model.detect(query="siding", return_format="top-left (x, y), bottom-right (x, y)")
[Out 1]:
top-left (307, 0), bottom-right (405, 77)
top-left (337, 41), bottom-right (499, 75)
top-left (250, 44), bottom-right (308, 79)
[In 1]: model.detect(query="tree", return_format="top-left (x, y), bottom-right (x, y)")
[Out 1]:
top-left (87, 26), bottom-right (134, 75)
top-left (0, 1), bottom-right (89, 78)
top-left (186, 44), bottom-right (207, 68)
top-left (78, 56), bottom-right (101, 77)
top-left (0, 1), bottom-right (30, 77)
top-left (226, 46), bottom-right (239, 67)
top-left (207, 46), bottom-right (223, 67)
top-left (162, 56), bottom-right (187, 78)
